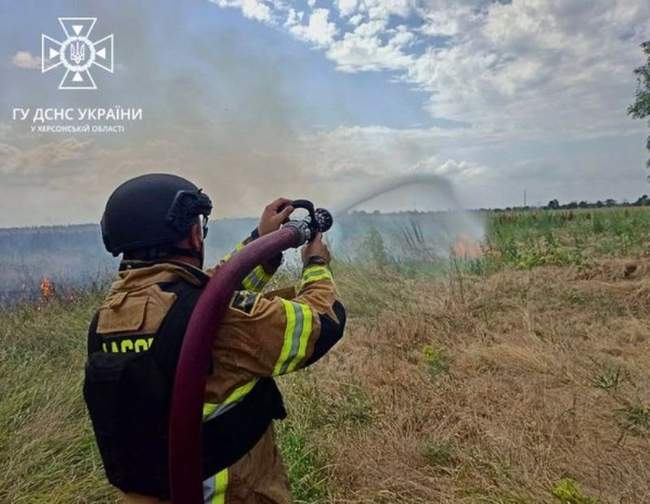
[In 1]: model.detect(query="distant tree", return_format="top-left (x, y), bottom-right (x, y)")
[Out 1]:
top-left (361, 227), bottom-right (389, 267)
top-left (635, 194), bottom-right (649, 206)
top-left (578, 201), bottom-right (589, 209)
top-left (547, 199), bottom-right (560, 210)
top-left (566, 201), bottom-right (578, 209)
top-left (628, 41), bottom-right (650, 168)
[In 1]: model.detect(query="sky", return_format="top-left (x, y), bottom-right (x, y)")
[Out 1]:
top-left (0, 0), bottom-right (649, 227)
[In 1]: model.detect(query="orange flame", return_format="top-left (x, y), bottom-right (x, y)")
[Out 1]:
top-left (40, 277), bottom-right (55, 301)
top-left (452, 234), bottom-right (483, 259)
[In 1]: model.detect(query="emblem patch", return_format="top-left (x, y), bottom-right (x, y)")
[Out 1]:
top-left (230, 290), bottom-right (260, 315)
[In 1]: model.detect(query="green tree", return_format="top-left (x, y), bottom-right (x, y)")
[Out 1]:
top-left (360, 227), bottom-right (389, 267)
top-left (628, 41), bottom-right (650, 168)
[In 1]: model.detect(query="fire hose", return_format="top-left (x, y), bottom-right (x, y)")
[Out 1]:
top-left (169, 202), bottom-right (333, 503)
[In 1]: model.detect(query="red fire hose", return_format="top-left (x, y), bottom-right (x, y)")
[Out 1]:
top-left (168, 224), bottom-right (309, 503)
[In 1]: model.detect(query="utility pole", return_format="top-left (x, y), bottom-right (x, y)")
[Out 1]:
top-left (523, 189), bottom-right (527, 207)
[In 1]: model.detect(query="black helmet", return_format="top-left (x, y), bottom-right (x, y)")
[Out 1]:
top-left (101, 173), bottom-right (212, 257)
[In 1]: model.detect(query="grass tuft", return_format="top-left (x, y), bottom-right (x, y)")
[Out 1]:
top-left (552, 478), bottom-right (599, 504)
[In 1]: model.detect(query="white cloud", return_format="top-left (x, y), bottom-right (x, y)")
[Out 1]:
top-left (210, 0), bottom-right (650, 143)
top-left (336, 0), bottom-right (358, 17)
top-left (12, 51), bottom-right (41, 70)
top-left (287, 8), bottom-right (338, 47)
top-left (326, 21), bottom-right (414, 71)
top-left (211, 0), bottom-right (274, 22)
top-left (406, 0), bottom-right (650, 140)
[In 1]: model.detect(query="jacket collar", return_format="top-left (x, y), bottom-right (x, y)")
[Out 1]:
top-left (113, 260), bottom-right (209, 291)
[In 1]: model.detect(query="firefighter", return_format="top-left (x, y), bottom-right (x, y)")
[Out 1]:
top-left (83, 174), bottom-right (346, 504)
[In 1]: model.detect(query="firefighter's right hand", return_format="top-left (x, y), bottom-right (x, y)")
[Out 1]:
top-left (258, 198), bottom-right (294, 236)
top-left (301, 233), bottom-right (331, 266)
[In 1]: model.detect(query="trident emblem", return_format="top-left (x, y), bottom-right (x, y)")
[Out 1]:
top-left (42, 17), bottom-right (114, 90)
top-left (69, 41), bottom-right (86, 65)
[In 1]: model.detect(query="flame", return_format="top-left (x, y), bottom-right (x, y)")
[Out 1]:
top-left (40, 277), bottom-right (55, 301)
top-left (452, 234), bottom-right (483, 259)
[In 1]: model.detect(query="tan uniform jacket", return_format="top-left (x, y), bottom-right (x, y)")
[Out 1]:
top-left (92, 233), bottom-right (344, 504)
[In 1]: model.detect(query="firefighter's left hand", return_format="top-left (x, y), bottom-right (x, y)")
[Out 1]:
top-left (258, 198), bottom-right (294, 236)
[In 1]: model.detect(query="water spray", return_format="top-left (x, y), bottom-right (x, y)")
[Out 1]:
top-left (332, 173), bottom-right (457, 217)
top-left (329, 172), bottom-right (486, 256)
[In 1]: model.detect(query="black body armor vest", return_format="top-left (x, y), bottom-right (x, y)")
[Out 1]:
top-left (83, 274), bottom-right (286, 499)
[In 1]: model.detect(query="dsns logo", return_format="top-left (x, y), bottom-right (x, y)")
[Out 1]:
top-left (42, 17), bottom-right (114, 90)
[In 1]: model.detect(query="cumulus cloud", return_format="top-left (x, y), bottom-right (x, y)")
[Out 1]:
top-left (12, 51), bottom-right (41, 70)
top-left (326, 22), bottom-right (414, 71)
top-left (210, 0), bottom-right (274, 22)
top-left (210, 0), bottom-right (650, 142)
top-left (287, 8), bottom-right (338, 47)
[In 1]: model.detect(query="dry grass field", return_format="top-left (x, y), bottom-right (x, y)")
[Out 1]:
top-left (1, 208), bottom-right (650, 503)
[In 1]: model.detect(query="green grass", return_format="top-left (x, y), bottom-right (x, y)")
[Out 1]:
top-left (347, 208), bottom-right (650, 279)
top-left (422, 344), bottom-right (450, 379)
top-left (617, 403), bottom-right (650, 437)
top-left (552, 478), bottom-right (599, 504)
top-left (421, 440), bottom-right (456, 470)
top-left (0, 294), bottom-right (117, 504)
top-left (591, 363), bottom-right (625, 393)
top-left (483, 208), bottom-right (650, 271)
top-left (276, 421), bottom-right (329, 503)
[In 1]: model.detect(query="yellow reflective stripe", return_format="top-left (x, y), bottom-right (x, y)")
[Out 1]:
top-left (211, 468), bottom-right (228, 504)
top-left (202, 379), bottom-right (259, 421)
top-left (241, 264), bottom-right (271, 292)
top-left (273, 300), bottom-right (313, 375)
top-left (303, 265), bottom-right (329, 277)
top-left (256, 264), bottom-right (272, 282)
top-left (301, 273), bottom-right (332, 285)
top-left (300, 265), bottom-right (333, 288)
top-left (274, 299), bottom-right (297, 375)
top-left (286, 302), bottom-right (313, 373)
top-left (203, 403), bottom-right (218, 418)
top-left (221, 241), bottom-right (246, 263)
top-left (224, 379), bottom-right (257, 405)
top-left (241, 275), bottom-right (256, 291)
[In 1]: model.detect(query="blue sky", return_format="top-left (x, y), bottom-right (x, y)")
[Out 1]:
top-left (0, 0), bottom-right (649, 226)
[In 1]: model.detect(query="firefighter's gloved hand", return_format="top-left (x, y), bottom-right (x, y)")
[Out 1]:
top-left (258, 198), bottom-right (294, 236)
top-left (301, 233), bottom-right (330, 266)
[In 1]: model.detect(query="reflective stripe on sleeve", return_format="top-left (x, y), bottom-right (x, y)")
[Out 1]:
top-left (241, 264), bottom-right (272, 292)
top-left (221, 241), bottom-right (246, 263)
top-left (273, 300), bottom-right (313, 375)
top-left (203, 379), bottom-right (258, 422)
top-left (300, 265), bottom-right (333, 289)
top-left (203, 468), bottom-right (229, 504)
